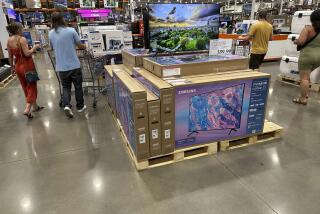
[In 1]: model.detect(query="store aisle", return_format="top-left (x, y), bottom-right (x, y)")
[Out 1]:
top-left (0, 56), bottom-right (320, 214)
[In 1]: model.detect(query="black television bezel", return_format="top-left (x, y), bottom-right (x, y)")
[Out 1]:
top-left (188, 83), bottom-right (245, 132)
top-left (145, 2), bottom-right (221, 53)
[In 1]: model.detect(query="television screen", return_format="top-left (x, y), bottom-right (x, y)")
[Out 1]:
top-left (189, 84), bottom-right (245, 132)
top-left (6, 8), bottom-right (16, 19)
top-left (53, 0), bottom-right (67, 9)
top-left (148, 3), bottom-right (220, 52)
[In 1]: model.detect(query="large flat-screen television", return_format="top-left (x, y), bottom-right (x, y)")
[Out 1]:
top-left (148, 3), bottom-right (220, 53)
top-left (188, 84), bottom-right (245, 135)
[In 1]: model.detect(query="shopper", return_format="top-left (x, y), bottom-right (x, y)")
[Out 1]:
top-left (239, 10), bottom-right (273, 70)
top-left (49, 12), bottom-right (86, 118)
top-left (6, 22), bottom-right (43, 119)
top-left (293, 9), bottom-right (320, 105)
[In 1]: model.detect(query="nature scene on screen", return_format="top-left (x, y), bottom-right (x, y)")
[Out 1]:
top-left (148, 3), bottom-right (220, 52)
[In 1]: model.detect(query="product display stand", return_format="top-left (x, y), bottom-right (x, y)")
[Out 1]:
top-left (105, 61), bottom-right (284, 171)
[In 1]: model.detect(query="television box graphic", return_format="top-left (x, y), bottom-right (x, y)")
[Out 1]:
top-left (113, 71), bottom-right (150, 161)
top-left (132, 67), bottom-right (175, 154)
top-left (165, 70), bottom-right (271, 148)
top-left (143, 54), bottom-right (248, 78)
top-left (122, 49), bottom-right (150, 70)
top-left (148, 3), bottom-right (220, 53)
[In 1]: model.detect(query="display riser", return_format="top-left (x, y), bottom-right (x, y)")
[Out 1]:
top-left (106, 104), bottom-right (283, 171)
top-left (277, 74), bottom-right (320, 92)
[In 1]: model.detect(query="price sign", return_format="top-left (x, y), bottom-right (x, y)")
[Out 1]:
top-left (209, 39), bottom-right (233, 56)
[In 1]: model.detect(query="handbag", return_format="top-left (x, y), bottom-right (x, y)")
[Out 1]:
top-left (18, 37), bottom-right (40, 83)
top-left (25, 71), bottom-right (40, 83)
top-left (297, 32), bottom-right (319, 51)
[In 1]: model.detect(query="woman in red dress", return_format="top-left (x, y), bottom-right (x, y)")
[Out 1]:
top-left (6, 23), bottom-right (43, 118)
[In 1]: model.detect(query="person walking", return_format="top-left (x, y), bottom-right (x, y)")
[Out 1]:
top-left (6, 22), bottom-right (43, 119)
top-left (49, 12), bottom-right (86, 118)
top-left (293, 9), bottom-right (320, 105)
top-left (239, 10), bottom-right (273, 70)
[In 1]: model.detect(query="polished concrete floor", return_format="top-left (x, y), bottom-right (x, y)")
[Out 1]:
top-left (1, 54), bottom-right (320, 214)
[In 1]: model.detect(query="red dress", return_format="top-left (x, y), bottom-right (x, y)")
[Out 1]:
top-left (10, 48), bottom-right (37, 103)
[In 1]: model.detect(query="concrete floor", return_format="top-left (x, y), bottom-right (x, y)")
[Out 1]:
top-left (0, 53), bottom-right (320, 214)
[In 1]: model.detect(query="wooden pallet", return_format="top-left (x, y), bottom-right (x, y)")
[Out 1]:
top-left (106, 105), bottom-right (218, 170)
top-left (106, 104), bottom-right (283, 170)
top-left (120, 127), bottom-right (218, 171)
top-left (0, 74), bottom-right (16, 88)
top-left (277, 74), bottom-right (320, 92)
top-left (219, 121), bottom-right (283, 151)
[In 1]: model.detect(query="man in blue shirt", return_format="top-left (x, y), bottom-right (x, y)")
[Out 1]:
top-left (49, 12), bottom-right (86, 118)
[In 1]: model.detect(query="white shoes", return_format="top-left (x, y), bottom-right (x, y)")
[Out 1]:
top-left (64, 106), bottom-right (74, 118)
top-left (77, 105), bottom-right (87, 113)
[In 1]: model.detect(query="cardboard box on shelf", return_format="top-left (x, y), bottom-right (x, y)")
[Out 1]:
top-left (143, 54), bottom-right (248, 78)
top-left (165, 70), bottom-right (271, 149)
top-left (122, 49), bottom-right (150, 70)
top-left (132, 67), bottom-right (175, 154)
top-left (113, 70), bottom-right (150, 161)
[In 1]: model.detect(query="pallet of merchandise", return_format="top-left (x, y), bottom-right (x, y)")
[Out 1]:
top-left (107, 104), bottom-right (217, 170)
top-left (120, 125), bottom-right (218, 171)
top-left (219, 121), bottom-right (283, 152)
top-left (277, 74), bottom-right (320, 92)
top-left (0, 74), bottom-right (16, 88)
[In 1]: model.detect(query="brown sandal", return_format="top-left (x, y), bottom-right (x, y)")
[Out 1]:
top-left (293, 98), bottom-right (308, 105)
top-left (33, 106), bottom-right (45, 112)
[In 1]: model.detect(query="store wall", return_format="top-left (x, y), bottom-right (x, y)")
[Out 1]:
top-left (0, 7), bottom-right (9, 58)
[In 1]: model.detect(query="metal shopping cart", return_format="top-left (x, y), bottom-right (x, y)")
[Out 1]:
top-left (47, 49), bottom-right (106, 108)
top-left (78, 49), bottom-right (106, 108)
top-left (234, 39), bottom-right (251, 57)
top-left (47, 49), bottom-right (64, 107)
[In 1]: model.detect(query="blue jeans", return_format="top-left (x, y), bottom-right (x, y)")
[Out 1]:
top-left (58, 68), bottom-right (84, 110)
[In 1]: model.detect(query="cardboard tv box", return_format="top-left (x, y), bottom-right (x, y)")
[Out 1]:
top-left (104, 65), bottom-right (117, 115)
top-left (122, 49), bottom-right (150, 70)
top-left (132, 67), bottom-right (175, 154)
top-left (143, 54), bottom-right (249, 78)
top-left (104, 64), bottom-right (134, 115)
top-left (113, 70), bottom-right (150, 161)
top-left (165, 70), bottom-right (271, 149)
top-left (137, 82), bottom-right (162, 157)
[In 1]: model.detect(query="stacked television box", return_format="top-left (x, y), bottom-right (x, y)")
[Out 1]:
top-left (165, 71), bottom-right (271, 148)
top-left (104, 3), bottom-right (271, 163)
top-left (106, 65), bottom-right (171, 160)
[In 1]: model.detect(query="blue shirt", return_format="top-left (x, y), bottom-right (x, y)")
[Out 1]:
top-left (49, 27), bottom-right (81, 72)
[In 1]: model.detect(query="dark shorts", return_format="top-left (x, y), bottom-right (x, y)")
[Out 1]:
top-left (249, 53), bottom-right (266, 70)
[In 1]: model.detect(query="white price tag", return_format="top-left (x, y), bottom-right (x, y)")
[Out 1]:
top-left (164, 129), bottom-right (171, 139)
top-left (209, 39), bottom-right (233, 56)
top-left (139, 134), bottom-right (146, 144)
top-left (152, 129), bottom-right (158, 140)
top-left (163, 67), bottom-right (181, 77)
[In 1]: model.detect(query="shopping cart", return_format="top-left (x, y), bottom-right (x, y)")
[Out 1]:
top-left (47, 49), bottom-right (64, 108)
top-left (234, 40), bottom-right (251, 57)
top-left (78, 49), bottom-right (106, 108)
top-left (47, 49), bottom-right (106, 108)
